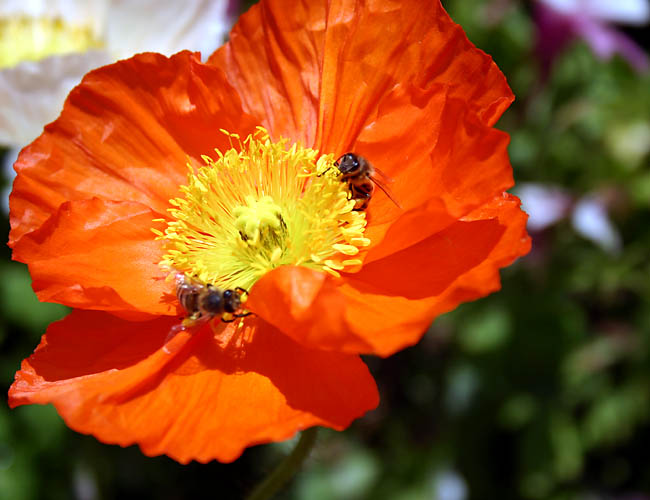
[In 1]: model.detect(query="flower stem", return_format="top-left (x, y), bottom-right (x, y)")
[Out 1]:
top-left (246, 427), bottom-right (319, 500)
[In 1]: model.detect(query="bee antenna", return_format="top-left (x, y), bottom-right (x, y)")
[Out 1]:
top-left (317, 166), bottom-right (332, 178)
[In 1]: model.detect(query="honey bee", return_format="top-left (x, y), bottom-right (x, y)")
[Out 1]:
top-left (321, 153), bottom-right (402, 211)
top-left (164, 273), bottom-right (251, 350)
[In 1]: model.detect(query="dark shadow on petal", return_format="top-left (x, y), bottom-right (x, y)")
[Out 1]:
top-left (351, 218), bottom-right (506, 298)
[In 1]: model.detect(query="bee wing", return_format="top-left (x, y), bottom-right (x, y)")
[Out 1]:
top-left (175, 272), bottom-right (203, 288)
top-left (370, 165), bottom-right (395, 184)
top-left (163, 317), bottom-right (207, 354)
top-left (370, 168), bottom-right (403, 209)
top-left (163, 322), bottom-right (190, 354)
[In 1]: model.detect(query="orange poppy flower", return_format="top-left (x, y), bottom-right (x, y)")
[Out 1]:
top-left (8, 0), bottom-right (530, 463)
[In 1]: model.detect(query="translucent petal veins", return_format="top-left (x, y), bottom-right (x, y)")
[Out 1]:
top-left (156, 129), bottom-right (369, 290)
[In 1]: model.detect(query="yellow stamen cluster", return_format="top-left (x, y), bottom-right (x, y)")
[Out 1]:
top-left (154, 128), bottom-right (370, 291)
top-left (0, 16), bottom-right (102, 69)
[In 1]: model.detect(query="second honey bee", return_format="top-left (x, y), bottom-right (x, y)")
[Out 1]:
top-left (321, 153), bottom-right (401, 211)
top-left (165, 274), bottom-right (251, 348)
top-left (175, 273), bottom-right (251, 326)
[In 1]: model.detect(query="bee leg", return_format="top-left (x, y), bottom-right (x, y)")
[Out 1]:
top-left (233, 311), bottom-right (253, 318)
top-left (165, 322), bottom-right (185, 342)
top-left (163, 321), bottom-right (188, 354)
top-left (235, 287), bottom-right (250, 307)
top-left (221, 312), bottom-right (236, 323)
top-left (209, 320), bottom-right (222, 338)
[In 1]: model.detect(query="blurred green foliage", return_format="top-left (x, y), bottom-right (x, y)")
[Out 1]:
top-left (1, 0), bottom-right (650, 499)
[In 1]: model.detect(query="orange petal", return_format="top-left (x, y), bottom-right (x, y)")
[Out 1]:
top-left (12, 198), bottom-right (174, 316)
top-left (432, 193), bottom-right (532, 306)
top-left (10, 310), bottom-right (379, 464)
top-left (208, 1), bottom-right (324, 147)
top-left (209, 0), bottom-right (511, 152)
top-left (359, 85), bottom-right (514, 262)
top-left (249, 194), bottom-right (530, 357)
top-left (9, 51), bottom-right (258, 246)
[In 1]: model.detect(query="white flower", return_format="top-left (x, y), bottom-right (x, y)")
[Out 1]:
top-left (571, 195), bottom-right (622, 255)
top-left (0, 0), bottom-right (236, 146)
top-left (515, 183), bottom-right (572, 231)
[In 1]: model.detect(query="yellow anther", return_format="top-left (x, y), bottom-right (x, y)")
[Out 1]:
top-left (270, 247), bottom-right (283, 263)
top-left (332, 244), bottom-right (360, 256)
top-left (351, 237), bottom-right (371, 247)
top-left (324, 259), bottom-right (345, 270)
top-left (323, 267), bottom-right (341, 278)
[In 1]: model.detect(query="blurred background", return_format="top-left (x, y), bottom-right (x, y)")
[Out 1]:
top-left (1, 0), bottom-right (650, 498)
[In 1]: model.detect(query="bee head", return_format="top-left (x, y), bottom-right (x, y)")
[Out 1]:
top-left (222, 289), bottom-right (242, 313)
top-left (336, 153), bottom-right (360, 174)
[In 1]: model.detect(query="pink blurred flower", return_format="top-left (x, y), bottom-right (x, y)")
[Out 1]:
top-left (515, 183), bottom-right (572, 231)
top-left (516, 183), bottom-right (622, 254)
top-left (535, 0), bottom-right (650, 73)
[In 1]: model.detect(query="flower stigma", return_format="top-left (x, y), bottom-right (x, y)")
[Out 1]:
top-left (0, 17), bottom-right (102, 69)
top-left (154, 128), bottom-right (370, 295)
